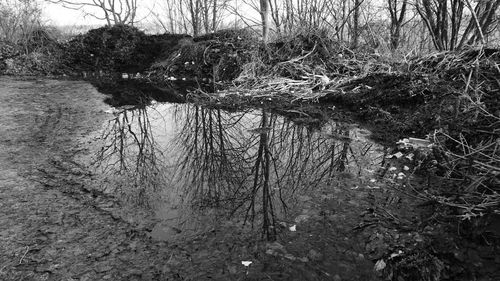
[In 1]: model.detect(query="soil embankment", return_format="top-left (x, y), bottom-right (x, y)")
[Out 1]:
top-left (0, 77), bottom-right (173, 280)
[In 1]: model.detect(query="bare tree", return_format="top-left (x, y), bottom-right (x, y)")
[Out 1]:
top-left (254, 0), bottom-right (370, 43)
top-left (151, 0), bottom-right (230, 35)
top-left (351, 0), bottom-right (362, 48)
top-left (45, 0), bottom-right (138, 26)
top-left (151, 0), bottom-right (181, 33)
top-left (0, 0), bottom-right (42, 43)
top-left (186, 0), bottom-right (202, 35)
top-left (459, 0), bottom-right (500, 46)
top-left (387, 0), bottom-right (408, 50)
top-left (416, 0), bottom-right (500, 50)
top-left (259, 0), bottom-right (269, 41)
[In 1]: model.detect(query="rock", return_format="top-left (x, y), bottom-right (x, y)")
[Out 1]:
top-left (374, 259), bottom-right (386, 271)
top-left (308, 249), bottom-right (323, 261)
top-left (266, 242), bottom-right (285, 252)
top-left (294, 214), bottom-right (310, 223)
top-left (298, 257), bottom-right (309, 263)
top-left (227, 265), bottom-right (237, 274)
top-left (95, 262), bottom-right (113, 273)
top-left (265, 249), bottom-right (276, 256)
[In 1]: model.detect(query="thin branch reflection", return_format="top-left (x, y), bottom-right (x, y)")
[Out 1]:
top-left (94, 103), bottom-right (384, 240)
top-left (94, 105), bottom-right (166, 206)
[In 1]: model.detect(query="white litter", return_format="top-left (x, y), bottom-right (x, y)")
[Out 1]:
top-left (374, 259), bottom-right (386, 271)
top-left (241, 261), bottom-right (252, 266)
top-left (397, 137), bottom-right (433, 149)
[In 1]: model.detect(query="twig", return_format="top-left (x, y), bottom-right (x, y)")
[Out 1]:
top-left (19, 246), bottom-right (29, 264)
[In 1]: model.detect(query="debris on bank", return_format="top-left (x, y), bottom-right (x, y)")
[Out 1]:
top-left (147, 29), bottom-right (259, 91)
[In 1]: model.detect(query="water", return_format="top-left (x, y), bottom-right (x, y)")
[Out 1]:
top-left (93, 102), bottom-right (387, 242)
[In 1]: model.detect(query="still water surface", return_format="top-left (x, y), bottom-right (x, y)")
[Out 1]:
top-left (93, 102), bottom-right (386, 241)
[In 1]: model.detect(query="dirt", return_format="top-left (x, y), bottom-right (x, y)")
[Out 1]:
top-left (0, 78), bottom-right (267, 280)
top-left (0, 77), bottom-right (174, 280)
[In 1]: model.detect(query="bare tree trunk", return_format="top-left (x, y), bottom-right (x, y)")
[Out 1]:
top-left (212, 0), bottom-right (217, 31)
top-left (458, 0), bottom-right (500, 48)
top-left (351, 0), bottom-right (361, 49)
top-left (260, 0), bottom-right (270, 42)
top-left (388, 0), bottom-right (408, 50)
top-left (417, 0), bottom-right (500, 50)
top-left (203, 0), bottom-right (210, 33)
top-left (268, 0), bottom-right (281, 35)
top-left (188, 0), bottom-right (201, 36)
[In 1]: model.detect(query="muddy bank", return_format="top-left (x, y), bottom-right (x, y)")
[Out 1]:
top-left (0, 77), bottom-right (384, 280)
top-left (0, 77), bottom-right (167, 280)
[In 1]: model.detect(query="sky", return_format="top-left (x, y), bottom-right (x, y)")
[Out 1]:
top-left (42, 2), bottom-right (102, 26)
top-left (41, 1), bottom-right (158, 26)
top-left (40, 0), bottom-right (259, 34)
top-left (42, 0), bottom-right (259, 26)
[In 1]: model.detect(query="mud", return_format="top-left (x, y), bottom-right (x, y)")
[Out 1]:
top-left (0, 77), bottom-right (174, 280)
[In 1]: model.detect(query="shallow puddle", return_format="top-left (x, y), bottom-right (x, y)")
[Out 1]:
top-left (92, 101), bottom-right (393, 244)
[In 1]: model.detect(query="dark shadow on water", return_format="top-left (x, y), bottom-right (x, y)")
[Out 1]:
top-left (90, 78), bottom-right (189, 107)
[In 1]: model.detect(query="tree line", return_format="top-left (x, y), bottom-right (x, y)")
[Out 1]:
top-left (1, 0), bottom-right (499, 53)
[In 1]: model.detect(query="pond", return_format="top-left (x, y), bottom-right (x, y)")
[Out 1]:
top-left (83, 92), bottom-right (428, 280)
top-left (92, 99), bottom-right (398, 242)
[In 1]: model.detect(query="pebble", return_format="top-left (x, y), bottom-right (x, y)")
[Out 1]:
top-left (294, 214), bottom-right (310, 223)
top-left (308, 249), bottom-right (323, 261)
top-left (298, 256), bottom-right (309, 263)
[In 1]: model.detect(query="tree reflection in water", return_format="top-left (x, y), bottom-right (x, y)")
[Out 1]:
top-left (94, 105), bottom-right (166, 207)
top-left (94, 103), bottom-right (384, 240)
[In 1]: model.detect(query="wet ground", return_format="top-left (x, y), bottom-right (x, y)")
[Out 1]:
top-left (0, 77), bottom-right (174, 280)
top-left (3, 76), bottom-right (490, 280)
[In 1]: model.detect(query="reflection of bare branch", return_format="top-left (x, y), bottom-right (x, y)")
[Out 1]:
top-left (94, 106), bottom-right (164, 206)
top-left (93, 103), bottom-right (385, 238)
top-left (170, 105), bottom-right (385, 239)
top-left (170, 105), bottom-right (252, 211)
